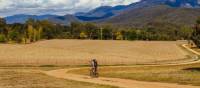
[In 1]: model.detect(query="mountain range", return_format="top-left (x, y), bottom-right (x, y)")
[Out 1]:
top-left (4, 0), bottom-right (200, 27)
top-left (5, 14), bottom-right (56, 24)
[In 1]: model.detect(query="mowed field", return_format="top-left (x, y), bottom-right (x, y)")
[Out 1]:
top-left (0, 39), bottom-right (191, 66)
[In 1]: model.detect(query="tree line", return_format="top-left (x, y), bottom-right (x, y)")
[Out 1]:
top-left (0, 17), bottom-right (196, 44)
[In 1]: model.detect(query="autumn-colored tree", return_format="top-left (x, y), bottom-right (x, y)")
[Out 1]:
top-left (80, 31), bottom-right (88, 39)
top-left (115, 31), bottom-right (123, 40)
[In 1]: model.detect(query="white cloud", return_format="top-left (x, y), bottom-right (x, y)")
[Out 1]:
top-left (0, 0), bottom-right (140, 17)
top-left (0, 0), bottom-right (12, 9)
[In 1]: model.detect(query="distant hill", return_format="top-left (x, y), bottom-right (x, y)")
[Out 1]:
top-left (5, 14), bottom-right (79, 25)
top-left (5, 14), bottom-right (56, 24)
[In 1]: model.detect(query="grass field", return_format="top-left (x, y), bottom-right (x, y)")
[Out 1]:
top-left (0, 39), bottom-right (191, 66)
top-left (70, 61), bottom-right (200, 86)
top-left (0, 68), bottom-right (118, 88)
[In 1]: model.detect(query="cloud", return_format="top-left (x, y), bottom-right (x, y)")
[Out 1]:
top-left (0, 0), bottom-right (140, 17)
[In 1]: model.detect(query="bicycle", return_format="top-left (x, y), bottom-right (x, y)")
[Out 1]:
top-left (90, 68), bottom-right (99, 78)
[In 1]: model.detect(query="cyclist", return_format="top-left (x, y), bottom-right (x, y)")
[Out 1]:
top-left (90, 59), bottom-right (98, 78)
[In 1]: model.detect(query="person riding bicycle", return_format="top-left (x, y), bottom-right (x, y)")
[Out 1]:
top-left (90, 59), bottom-right (98, 77)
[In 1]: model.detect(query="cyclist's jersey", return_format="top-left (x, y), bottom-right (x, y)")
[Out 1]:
top-left (91, 61), bottom-right (95, 68)
top-left (91, 60), bottom-right (97, 68)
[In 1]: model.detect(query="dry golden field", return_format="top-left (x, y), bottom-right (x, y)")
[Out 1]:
top-left (0, 39), bottom-right (191, 66)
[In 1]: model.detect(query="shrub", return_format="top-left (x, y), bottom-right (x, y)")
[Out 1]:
top-left (0, 34), bottom-right (6, 43)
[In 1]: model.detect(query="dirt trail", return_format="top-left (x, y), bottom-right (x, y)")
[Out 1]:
top-left (42, 44), bottom-right (200, 88)
top-left (43, 68), bottom-right (199, 88)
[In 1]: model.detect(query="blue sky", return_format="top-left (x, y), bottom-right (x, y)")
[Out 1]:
top-left (0, 0), bottom-right (140, 17)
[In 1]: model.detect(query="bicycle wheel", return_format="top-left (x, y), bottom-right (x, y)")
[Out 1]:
top-left (95, 72), bottom-right (99, 78)
top-left (90, 69), bottom-right (95, 77)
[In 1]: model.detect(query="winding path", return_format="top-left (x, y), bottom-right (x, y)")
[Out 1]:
top-left (182, 44), bottom-right (200, 56)
top-left (42, 44), bottom-right (200, 88)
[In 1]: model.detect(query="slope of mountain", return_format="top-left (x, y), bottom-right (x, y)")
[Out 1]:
top-left (75, 0), bottom-right (200, 22)
top-left (74, 0), bottom-right (168, 22)
top-left (75, 5), bottom-right (128, 21)
top-left (48, 15), bottom-right (80, 25)
top-left (104, 5), bottom-right (200, 27)
top-left (101, 0), bottom-right (200, 27)
top-left (5, 14), bottom-right (56, 24)
top-left (166, 0), bottom-right (200, 7)
top-left (127, 0), bottom-right (200, 9)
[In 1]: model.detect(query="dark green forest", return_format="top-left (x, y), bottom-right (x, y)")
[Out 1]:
top-left (0, 17), bottom-right (199, 47)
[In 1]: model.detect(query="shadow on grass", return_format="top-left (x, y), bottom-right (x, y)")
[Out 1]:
top-left (39, 65), bottom-right (58, 67)
top-left (183, 67), bottom-right (200, 72)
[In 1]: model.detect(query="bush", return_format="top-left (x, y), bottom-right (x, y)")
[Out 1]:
top-left (0, 34), bottom-right (6, 43)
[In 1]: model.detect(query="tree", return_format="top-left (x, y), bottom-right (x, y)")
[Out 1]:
top-left (84, 23), bottom-right (98, 39)
top-left (70, 22), bottom-right (83, 38)
top-left (37, 27), bottom-right (43, 40)
top-left (0, 18), bottom-right (7, 37)
top-left (33, 28), bottom-right (37, 42)
top-left (26, 18), bottom-right (35, 25)
top-left (196, 17), bottom-right (200, 24)
top-left (27, 25), bottom-right (34, 43)
top-left (192, 17), bottom-right (200, 48)
top-left (180, 26), bottom-right (193, 40)
top-left (127, 30), bottom-right (137, 40)
top-left (0, 18), bottom-right (6, 27)
top-left (101, 25), bottom-right (113, 40)
top-left (8, 30), bottom-right (20, 42)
